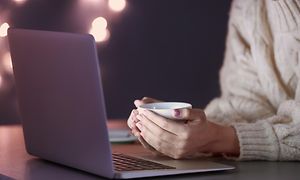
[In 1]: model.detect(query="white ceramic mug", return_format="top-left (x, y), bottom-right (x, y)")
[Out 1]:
top-left (138, 102), bottom-right (192, 119)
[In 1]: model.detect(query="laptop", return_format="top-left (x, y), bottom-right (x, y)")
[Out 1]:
top-left (8, 28), bottom-right (234, 179)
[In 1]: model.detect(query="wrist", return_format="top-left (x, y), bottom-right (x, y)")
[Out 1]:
top-left (208, 122), bottom-right (240, 156)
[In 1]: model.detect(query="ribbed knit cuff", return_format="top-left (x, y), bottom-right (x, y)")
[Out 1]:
top-left (232, 122), bottom-right (280, 161)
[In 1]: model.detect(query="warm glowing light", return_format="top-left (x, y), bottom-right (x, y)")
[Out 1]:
top-left (83, 0), bottom-right (100, 3)
top-left (0, 23), bottom-right (9, 37)
top-left (13, 0), bottom-right (26, 5)
top-left (92, 17), bottom-right (107, 30)
top-left (108, 0), bottom-right (126, 12)
top-left (0, 75), bottom-right (3, 88)
top-left (89, 16), bottom-right (110, 42)
top-left (3, 52), bottom-right (13, 73)
top-left (89, 28), bottom-right (110, 42)
top-left (78, 0), bottom-right (104, 7)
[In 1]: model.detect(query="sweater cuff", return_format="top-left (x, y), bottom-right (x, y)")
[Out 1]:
top-left (232, 122), bottom-right (280, 161)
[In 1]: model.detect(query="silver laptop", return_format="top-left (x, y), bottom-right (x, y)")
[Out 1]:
top-left (8, 28), bottom-right (234, 179)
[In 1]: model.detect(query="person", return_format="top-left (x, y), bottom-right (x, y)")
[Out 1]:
top-left (127, 0), bottom-right (300, 161)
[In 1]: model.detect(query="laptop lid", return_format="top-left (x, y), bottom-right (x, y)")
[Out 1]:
top-left (8, 28), bottom-right (115, 178)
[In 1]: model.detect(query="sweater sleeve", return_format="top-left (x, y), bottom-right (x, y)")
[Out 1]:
top-left (205, 0), bottom-right (300, 161)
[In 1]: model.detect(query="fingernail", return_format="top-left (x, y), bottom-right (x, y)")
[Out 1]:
top-left (136, 122), bottom-right (143, 130)
top-left (174, 109), bottom-right (181, 118)
top-left (133, 118), bottom-right (140, 123)
top-left (132, 116), bottom-right (138, 123)
top-left (132, 109), bottom-right (138, 114)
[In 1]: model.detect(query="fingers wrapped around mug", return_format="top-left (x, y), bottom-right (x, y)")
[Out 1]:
top-left (127, 109), bottom-right (139, 129)
top-left (135, 109), bottom-right (208, 159)
top-left (135, 116), bottom-right (184, 158)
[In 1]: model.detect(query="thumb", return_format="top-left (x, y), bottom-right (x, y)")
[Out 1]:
top-left (134, 97), bottom-right (161, 108)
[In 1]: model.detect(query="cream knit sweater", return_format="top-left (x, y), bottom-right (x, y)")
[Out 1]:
top-left (205, 0), bottom-right (300, 161)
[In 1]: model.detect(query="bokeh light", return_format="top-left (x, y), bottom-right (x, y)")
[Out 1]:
top-left (0, 75), bottom-right (3, 88)
top-left (0, 23), bottom-right (10, 37)
top-left (92, 17), bottom-right (107, 30)
top-left (89, 16), bottom-right (110, 43)
top-left (13, 0), bottom-right (27, 5)
top-left (2, 52), bottom-right (13, 74)
top-left (83, 0), bottom-right (101, 3)
top-left (108, 0), bottom-right (126, 12)
top-left (0, 0), bottom-right (126, 122)
top-left (89, 28), bottom-right (110, 42)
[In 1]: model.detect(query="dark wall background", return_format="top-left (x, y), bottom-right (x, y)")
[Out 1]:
top-left (101, 1), bottom-right (231, 118)
top-left (1, 0), bottom-right (231, 121)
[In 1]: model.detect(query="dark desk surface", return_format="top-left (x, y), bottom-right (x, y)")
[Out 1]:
top-left (1, 121), bottom-right (299, 180)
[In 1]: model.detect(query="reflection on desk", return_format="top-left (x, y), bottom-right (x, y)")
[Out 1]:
top-left (0, 121), bottom-right (300, 180)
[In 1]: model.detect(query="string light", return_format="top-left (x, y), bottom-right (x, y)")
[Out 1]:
top-left (0, 23), bottom-right (10, 37)
top-left (108, 0), bottom-right (126, 12)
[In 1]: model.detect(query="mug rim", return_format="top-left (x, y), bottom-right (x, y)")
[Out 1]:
top-left (139, 102), bottom-right (192, 110)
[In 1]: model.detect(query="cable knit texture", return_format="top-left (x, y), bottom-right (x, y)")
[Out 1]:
top-left (205, 0), bottom-right (300, 161)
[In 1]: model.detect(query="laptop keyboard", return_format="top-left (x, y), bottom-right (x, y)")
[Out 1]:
top-left (112, 153), bottom-right (175, 171)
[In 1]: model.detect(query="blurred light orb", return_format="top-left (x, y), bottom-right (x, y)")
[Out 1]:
top-left (3, 52), bottom-right (13, 73)
top-left (89, 28), bottom-right (110, 42)
top-left (0, 23), bottom-right (10, 37)
top-left (83, 0), bottom-right (102, 4)
top-left (0, 75), bottom-right (2, 88)
top-left (92, 17), bottom-right (107, 30)
top-left (108, 0), bottom-right (126, 12)
top-left (13, 0), bottom-right (26, 5)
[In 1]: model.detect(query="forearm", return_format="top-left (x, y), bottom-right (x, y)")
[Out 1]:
top-left (206, 100), bottom-right (300, 161)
